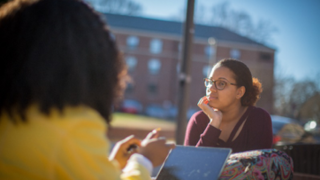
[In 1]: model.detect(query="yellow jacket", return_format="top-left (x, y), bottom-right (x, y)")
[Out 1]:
top-left (0, 105), bottom-right (151, 180)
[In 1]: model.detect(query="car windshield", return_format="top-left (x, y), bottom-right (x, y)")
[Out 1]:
top-left (272, 121), bottom-right (286, 134)
top-left (271, 115), bottom-right (300, 134)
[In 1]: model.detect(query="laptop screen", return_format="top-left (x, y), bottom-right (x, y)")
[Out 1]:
top-left (155, 145), bottom-right (231, 180)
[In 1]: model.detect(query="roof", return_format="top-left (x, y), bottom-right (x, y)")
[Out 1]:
top-left (103, 13), bottom-right (273, 49)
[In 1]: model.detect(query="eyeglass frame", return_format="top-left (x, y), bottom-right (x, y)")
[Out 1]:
top-left (203, 78), bottom-right (238, 90)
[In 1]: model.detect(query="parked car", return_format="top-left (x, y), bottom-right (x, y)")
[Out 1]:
top-left (166, 106), bottom-right (178, 119)
top-left (145, 104), bottom-right (167, 119)
top-left (119, 99), bottom-right (143, 114)
top-left (187, 108), bottom-right (199, 120)
top-left (271, 115), bottom-right (318, 145)
top-left (163, 106), bottom-right (199, 120)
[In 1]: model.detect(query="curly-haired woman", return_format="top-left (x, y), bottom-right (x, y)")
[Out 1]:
top-left (184, 58), bottom-right (273, 153)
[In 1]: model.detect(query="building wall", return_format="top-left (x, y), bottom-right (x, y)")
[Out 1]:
top-left (112, 30), bottom-right (275, 114)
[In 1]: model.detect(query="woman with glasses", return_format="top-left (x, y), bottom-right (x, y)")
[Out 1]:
top-left (184, 58), bottom-right (273, 153)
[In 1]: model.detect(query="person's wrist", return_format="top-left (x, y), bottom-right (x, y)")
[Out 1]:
top-left (209, 118), bottom-right (221, 128)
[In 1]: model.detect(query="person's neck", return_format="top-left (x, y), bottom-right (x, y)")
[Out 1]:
top-left (221, 103), bottom-right (248, 123)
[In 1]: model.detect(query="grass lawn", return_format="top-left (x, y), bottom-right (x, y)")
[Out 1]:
top-left (111, 112), bottom-right (176, 130)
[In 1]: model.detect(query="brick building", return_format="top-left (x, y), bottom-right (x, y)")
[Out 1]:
top-left (104, 13), bottom-right (275, 116)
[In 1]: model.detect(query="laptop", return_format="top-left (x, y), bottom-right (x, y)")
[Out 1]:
top-left (154, 145), bottom-right (231, 180)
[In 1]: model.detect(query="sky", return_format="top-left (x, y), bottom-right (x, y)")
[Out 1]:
top-left (133, 0), bottom-right (320, 81)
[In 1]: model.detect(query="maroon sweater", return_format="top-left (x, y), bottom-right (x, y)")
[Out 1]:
top-left (184, 106), bottom-right (273, 153)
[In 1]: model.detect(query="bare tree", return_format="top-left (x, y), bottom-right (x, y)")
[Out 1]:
top-left (210, 2), bottom-right (232, 28)
top-left (209, 2), bottom-right (277, 45)
top-left (273, 75), bottom-right (296, 117)
top-left (290, 80), bottom-right (318, 115)
top-left (194, 4), bottom-right (207, 25)
top-left (295, 73), bottom-right (320, 122)
top-left (252, 19), bottom-right (277, 44)
top-left (274, 73), bottom-right (320, 123)
top-left (169, 3), bottom-right (208, 24)
top-left (297, 92), bottom-right (320, 123)
top-left (85, 0), bottom-right (142, 15)
top-left (170, 2), bottom-right (277, 45)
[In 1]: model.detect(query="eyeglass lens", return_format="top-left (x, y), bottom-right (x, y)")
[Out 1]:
top-left (204, 79), bottom-right (226, 90)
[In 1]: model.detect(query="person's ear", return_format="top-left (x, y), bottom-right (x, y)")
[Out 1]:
top-left (236, 86), bottom-right (245, 99)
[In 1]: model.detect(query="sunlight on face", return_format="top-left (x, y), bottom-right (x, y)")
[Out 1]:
top-left (206, 65), bottom-right (239, 109)
top-left (207, 65), bottom-right (237, 92)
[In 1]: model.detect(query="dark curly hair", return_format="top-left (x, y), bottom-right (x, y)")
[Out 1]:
top-left (0, 0), bottom-right (125, 124)
top-left (216, 58), bottom-right (262, 106)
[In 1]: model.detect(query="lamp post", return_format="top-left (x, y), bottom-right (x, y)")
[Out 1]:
top-left (208, 37), bottom-right (217, 67)
top-left (175, 0), bottom-right (195, 145)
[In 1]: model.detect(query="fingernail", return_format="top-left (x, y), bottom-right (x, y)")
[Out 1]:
top-left (152, 128), bottom-right (161, 133)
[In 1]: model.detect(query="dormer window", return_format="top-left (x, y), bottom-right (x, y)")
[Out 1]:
top-left (230, 49), bottom-right (241, 59)
top-left (260, 53), bottom-right (272, 61)
top-left (127, 36), bottom-right (139, 49)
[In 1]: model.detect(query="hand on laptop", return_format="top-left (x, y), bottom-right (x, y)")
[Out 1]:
top-left (139, 129), bottom-right (176, 167)
top-left (109, 129), bottom-right (176, 169)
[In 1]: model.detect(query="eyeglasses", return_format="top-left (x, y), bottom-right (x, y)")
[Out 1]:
top-left (203, 78), bottom-right (237, 90)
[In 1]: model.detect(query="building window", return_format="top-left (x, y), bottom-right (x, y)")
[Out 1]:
top-left (150, 39), bottom-right (162, 54)
top-left (204, 45), bottom-right (215, 58)
top-left (126, 36), bottom-right (139, 49)
top-left (260, 53), bottom-right (272, 61)
top-left (148, 83), bottom-right (157, 96)
top-left (125, 83), bottom-right (134, 94)
top-left (126, 56), bottom-right (137, 72)
top-left (203, 65), bottom-right (211, 77)
top-left (176, 63), bottom-right (181, 74)
top-left (230, 49), bottom-right (241, 59)
top-left (178, 42), bottom-right (182, 52)
top-left (109, 32), bottom-right (116, 41)
top-left (148, 59), bottom-right (161, 75)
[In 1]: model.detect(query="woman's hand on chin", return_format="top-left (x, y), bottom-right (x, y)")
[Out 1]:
top-left (197, 96), bottom-right (222, 128)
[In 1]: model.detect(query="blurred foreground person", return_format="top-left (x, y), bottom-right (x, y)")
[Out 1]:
top-left (0, 0), bottom-right (174, 179)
